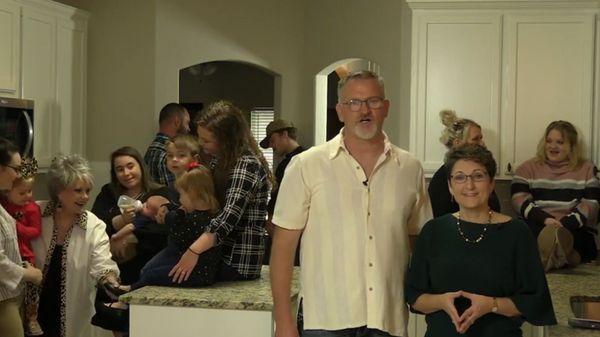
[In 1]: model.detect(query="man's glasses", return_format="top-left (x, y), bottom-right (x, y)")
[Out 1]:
top-left (341, 97), bottom-right (385, 112)
top-left (450, 171), bottom-right (489, 184)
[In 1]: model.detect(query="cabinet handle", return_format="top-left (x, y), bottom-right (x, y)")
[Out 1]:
top-left (506, 162), bottom-right (513, 175)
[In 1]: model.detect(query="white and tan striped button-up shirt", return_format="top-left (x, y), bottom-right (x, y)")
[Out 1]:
top-left (0, 203), bottom-right (24, 301)
top-left (273, 132), bottom-right (432, 337)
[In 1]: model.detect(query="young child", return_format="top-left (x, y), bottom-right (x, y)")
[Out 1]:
top-left (132, 165), bottom-right (221, 289)
top-left (110, 195), bottom-right (170, 263)
top-left (0, 157), bottom-right (43, 336)
top-left (166, 134), bottom-right (201, 180)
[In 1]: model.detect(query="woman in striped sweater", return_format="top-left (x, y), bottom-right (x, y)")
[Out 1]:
top-left (511, 121), bottom-right (599, 270)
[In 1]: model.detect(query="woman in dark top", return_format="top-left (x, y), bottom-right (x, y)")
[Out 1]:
top-left (428, 110), bottom-right (500, 217)
top-left (406, 144), bottom-right (556, 337)
top-left (91, 146), bottom-right (171, 283)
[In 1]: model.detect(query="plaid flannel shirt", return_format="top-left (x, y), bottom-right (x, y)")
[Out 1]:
top-left (144, 133), bottom-right (175, 186)
top-left (209, 153), bottom-right (269, 279)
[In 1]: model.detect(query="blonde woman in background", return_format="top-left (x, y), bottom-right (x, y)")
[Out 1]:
top-left (428, 110), bottom-right (501, 218)
top-left (511, 120), bottom-right (599, 271)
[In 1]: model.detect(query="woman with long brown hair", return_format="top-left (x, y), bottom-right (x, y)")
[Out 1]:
top-left (169, 100), bottom-right (272, 282)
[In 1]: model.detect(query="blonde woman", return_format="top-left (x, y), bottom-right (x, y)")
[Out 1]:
top-left (511, 120), bottom-right (599, 270)
top-left (428, 110), bottom-right (501, 217)
top-left (32, 154), bottom-right (120, 337)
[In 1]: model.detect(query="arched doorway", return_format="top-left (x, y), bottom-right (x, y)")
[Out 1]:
top-left (179, 61), bottom-right (280, 168)
top-left (314, 59), bottom-right (381, 145)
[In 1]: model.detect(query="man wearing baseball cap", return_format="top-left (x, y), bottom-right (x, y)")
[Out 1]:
top-left (260, 119), bottom-right (304, 235)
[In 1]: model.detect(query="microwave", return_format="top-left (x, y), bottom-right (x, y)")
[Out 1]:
top-left (0, 97), bottom-right (34, 158)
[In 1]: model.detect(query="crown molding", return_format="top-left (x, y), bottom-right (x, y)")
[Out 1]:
top-left (406, 0), bottom-right (600, 10)
top-left (17, 0), bottom-right (90, 19)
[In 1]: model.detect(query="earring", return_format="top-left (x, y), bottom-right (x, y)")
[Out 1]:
top-left (450, 194), bottom-right (454, 203)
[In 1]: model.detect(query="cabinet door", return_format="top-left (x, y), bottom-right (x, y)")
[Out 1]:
top-left (57, 17), bottom-right (86, 155)
top-left (410, 11), bottom-right (502, 174)
top-left (21, 7), bottom-right (56, 167)
top-left (0, 1), bottom-right (20, 94)
top-left (501, 12), bottom-right (596, 176)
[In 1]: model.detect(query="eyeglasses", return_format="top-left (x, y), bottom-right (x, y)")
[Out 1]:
top-left (450, 171), bottom-right (489, 184)
top-left (341, 97), bottom-right (385, 112)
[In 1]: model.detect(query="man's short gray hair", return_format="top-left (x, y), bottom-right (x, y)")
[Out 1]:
top-left (337, 70), bottom-right (386, 101)
top-left (47, 154), bottom-right (94, 203)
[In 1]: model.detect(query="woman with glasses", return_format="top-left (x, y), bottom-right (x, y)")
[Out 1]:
top-left (428, 110), bottom-right (501, 218)
top-left (0, 137), bottom-right (42, 337)
top-left (406, 144), bottom-right (556, 337)
top-left (511, 121), bottom-right (600, 271)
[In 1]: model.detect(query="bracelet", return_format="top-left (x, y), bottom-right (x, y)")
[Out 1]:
top-left (188, 247), bottom-right (201, 255)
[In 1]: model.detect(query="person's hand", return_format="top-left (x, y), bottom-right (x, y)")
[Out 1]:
top-left (169, 249), bottom-right (199, 283)
top-left (274, 321), bottom-right (299, 337)
top-left (111, 224), bottom-right (134, 241)
top-left (156, 205), bottom-right (168, 224)
top-left (437, 291), bottom-right (463, 331)
top-left (544, 218), bottom-right (562, 228)
top-left (23, 262), bottom-right (42, 286)
top-left (121, 206), bottom-right (136, 224)
top-left (456, 292), bottom-right (493, 333)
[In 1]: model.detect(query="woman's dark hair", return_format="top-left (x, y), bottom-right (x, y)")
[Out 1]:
top-left (0, 137), bottom-right (19, 166)
top-left (445, 144), bottom-right (497, 181)
top-left (109, 146), bottom-right (161, 196)
top-left (195, 101), bottom-right (274, 195)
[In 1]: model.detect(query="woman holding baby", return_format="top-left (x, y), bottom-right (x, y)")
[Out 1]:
top-left (91, 146), bottom-right (171, 284)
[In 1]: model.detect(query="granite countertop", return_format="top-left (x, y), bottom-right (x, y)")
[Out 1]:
top-left (120, 266), bottom-right (299, 311)
top-left (545, 262), bottom-right (600, 336)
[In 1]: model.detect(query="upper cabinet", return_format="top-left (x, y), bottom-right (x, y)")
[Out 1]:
top-left (407, 0), bottom-right (599, 178)
top-left (0, 1), bottom-right (20, 95)
top-left (0, 0), bottom-right (88, 167)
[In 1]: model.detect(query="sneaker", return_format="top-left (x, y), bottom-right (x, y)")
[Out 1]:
top-left (24, 320), bottom-right (43, 336)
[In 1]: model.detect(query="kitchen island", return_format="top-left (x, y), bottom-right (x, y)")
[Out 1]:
top-left (120, 266), bottom-right (299, 337)
top-left (545, 262), bottom-right (600, 337)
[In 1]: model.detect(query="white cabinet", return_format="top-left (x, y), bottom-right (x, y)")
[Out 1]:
top-left (408, 1), bottom-right (599, 178)
top-left (56, 17), bottom-right (87, 156)
top-left (410, 11), bottom-right (502, 174)
top-left (0, 1), bottom-right (20, 95)
top-left (21, 6), bottom-right (57, 167)
top-left (0, 0), bottom-right (88, 167)
top-left (500, 11), bottom-right (596, 175)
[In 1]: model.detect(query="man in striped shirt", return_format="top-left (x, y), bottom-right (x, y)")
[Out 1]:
top-left (270, 71), bottom-right (432, 337)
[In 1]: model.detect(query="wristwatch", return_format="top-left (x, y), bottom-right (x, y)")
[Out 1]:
top-left (491, 297), bottom-right (498, 313)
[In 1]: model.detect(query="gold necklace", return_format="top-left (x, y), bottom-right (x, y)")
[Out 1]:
top-left (457, 209), bottom-right (492, 243)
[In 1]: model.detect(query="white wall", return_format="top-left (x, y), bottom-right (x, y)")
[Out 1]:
top-left (83, 0), bottom-right (156, 190)
top-left (153, 0), bottom-right (309, 143)
top-left (304, 0), bottom-right (408, 147)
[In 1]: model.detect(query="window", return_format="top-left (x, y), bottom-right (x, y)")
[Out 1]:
top-left (250, 107), bottom-right (274, 170)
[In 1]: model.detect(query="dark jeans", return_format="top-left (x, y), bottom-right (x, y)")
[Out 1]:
top-left (132, 244), bottom-right (216, 289)
top-left (302, 326), bottom-right (396, 337)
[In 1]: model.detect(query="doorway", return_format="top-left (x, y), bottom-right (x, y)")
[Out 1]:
top-left (314, 59), bottom-right (381, 145)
